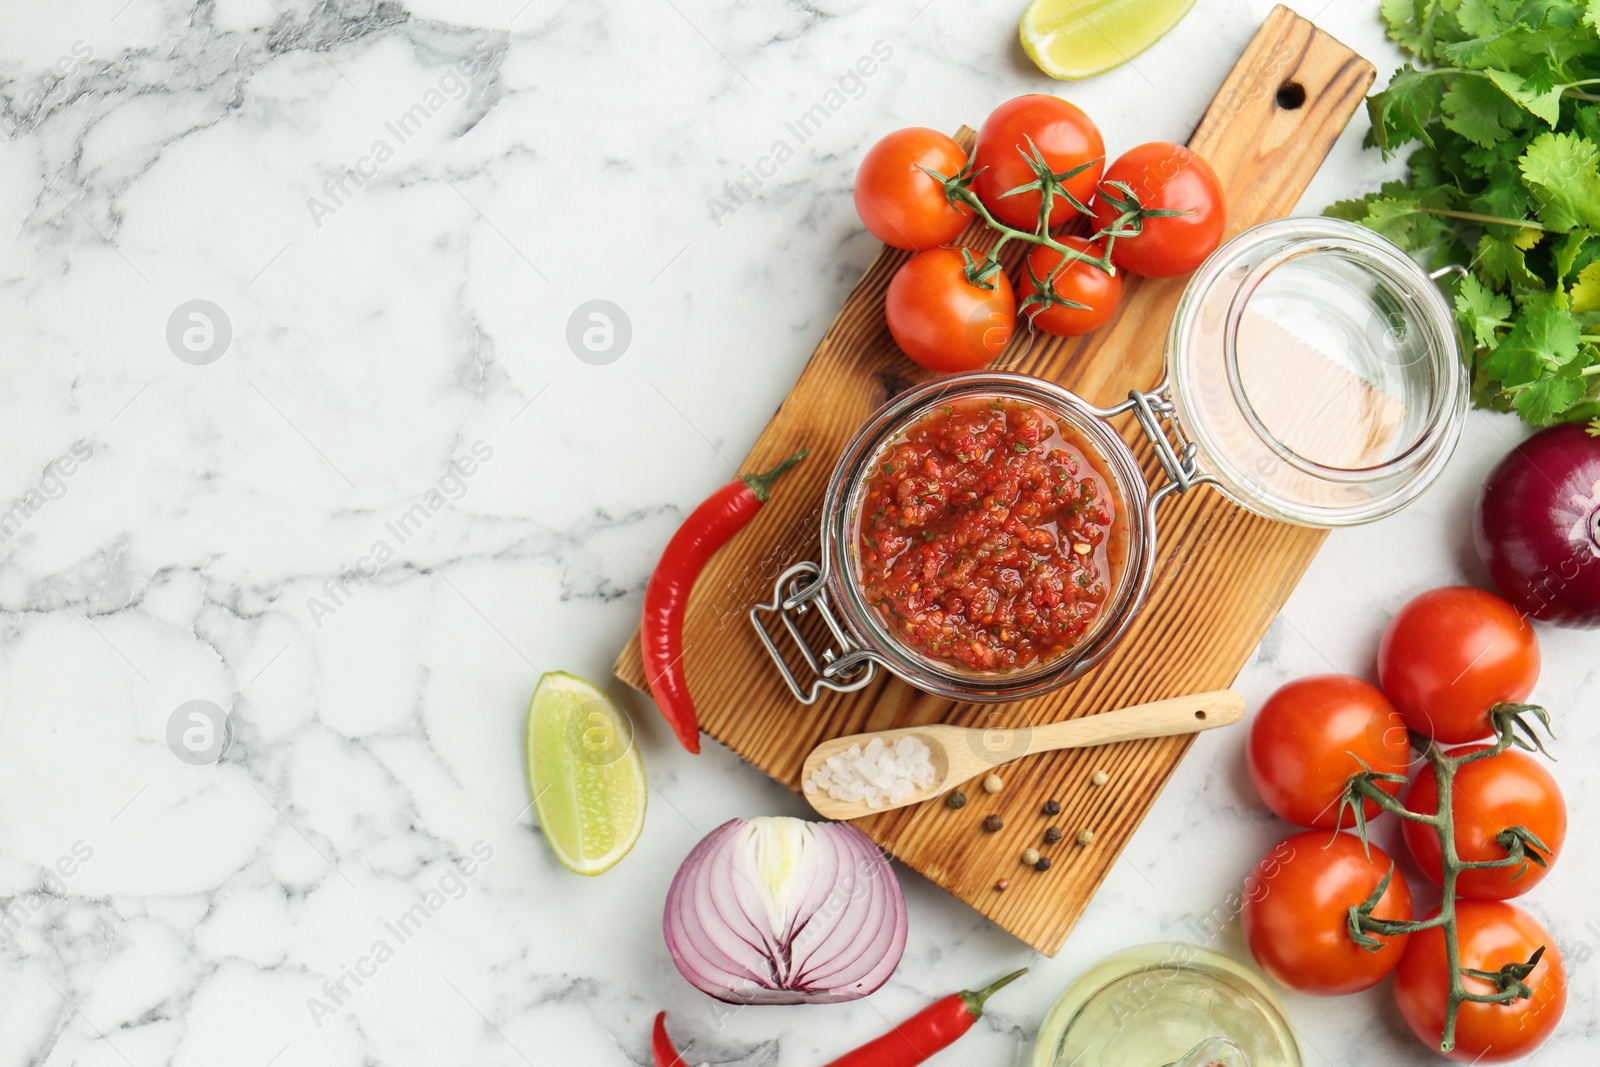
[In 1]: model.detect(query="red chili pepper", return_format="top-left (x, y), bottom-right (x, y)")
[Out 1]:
top-left (642, 450), bottom-right (808, 753)
top-left (652, 1012), bottom-right (691, 1067)
top-left (820, 969), bottom-right (1028, 1067)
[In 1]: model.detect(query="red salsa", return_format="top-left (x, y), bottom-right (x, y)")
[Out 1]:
top-left (854, 396), bottom-right (1120, 674)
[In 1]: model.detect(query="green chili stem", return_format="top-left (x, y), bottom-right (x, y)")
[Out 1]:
top-left (959, 967), bottom-right (1029, 1019)
top-left (741, 450), bottom-right (809, 503)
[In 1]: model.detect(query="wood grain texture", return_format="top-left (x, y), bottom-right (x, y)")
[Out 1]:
top-left (616, 6), bottom-right (1376, 955)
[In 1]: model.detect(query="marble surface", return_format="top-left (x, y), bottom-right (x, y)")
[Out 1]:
top-left (0, 1), bottom-right (1594, 1064)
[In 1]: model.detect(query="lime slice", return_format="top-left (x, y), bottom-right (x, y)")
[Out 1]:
top-left (526, 671), bottom-right (647, 876)
top-left (1020, 0), bottom-right (1197, 81)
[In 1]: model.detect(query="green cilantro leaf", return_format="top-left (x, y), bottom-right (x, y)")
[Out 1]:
top-left (1381, 0), bottom-right (1442, 59)
top-left (1482, 296), bottom-right (1583, 385)
top-left (1515, 371), bottom-right (1588, 424)
top-left (1556, 229), bottom-right (1594, 279)
top-left (1520, 132), bottom-right (1600, 230)
top-left (1334, 4), bottom-right (1600, 428)
top-left (1368, 65), bottom-right (1443, 154)
top-left (1476, 229), bottom-right (1546, 289)
top-left (1572, 260), bottom-right (1600, 312)
top-left (1442, 74), bottom-right (1529, 146)
top-left (1486, 69), bottom-right (1565, 128)
top-left (1451, 0), bottom-right (1500, 37)
top-left (1346, 197), bottom-right (1453, 251)
top-left (1455, 274), bottom-right (1514, 349)
top-left (1471, 162), bottom-right (1538, 223)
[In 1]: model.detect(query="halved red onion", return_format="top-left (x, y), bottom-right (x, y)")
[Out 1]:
top-left (1475, 424), bottom-right (1600, 627)
top-left (663, 817), bottom-right (908, 1004)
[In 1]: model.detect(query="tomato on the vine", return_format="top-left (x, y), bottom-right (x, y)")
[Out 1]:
top-left (1402, 746), bottom-right (1566, 901)
top-left (972, 95), bottom-right (1104, 231)
top-left (1394, 901), bottom-right (1565, 1062)
top-left (1378, 587), bottom-right (1540, 744)
top-left (1089, 142), bottom-right (1226, 278)
top-left (854, 128), bottom-right (972, 251)
top-left (1246, 674), bottom-right (1411, 829)
top-left (884, 248), bottom-right (1015, 372)
top-left (1241, 831), bottom-right (1413, 996)
top-left (1017, 238), bottom-right (1121, 337)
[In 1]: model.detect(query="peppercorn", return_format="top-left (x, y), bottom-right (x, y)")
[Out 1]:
top-left (946, 790), bottom-right (967, 810)
top-left (1044, 826), bottom-right (1063, 844)
top-left (1034, 856), bottom-right (1052, 872)
top-left (1091, 769), bottom-right (1110, 787)
top-left (1076, 828), bottom-right (1096, 846)
top-left (982, 773), bottom-right (1003, 794)
top-left (984, 814), bottom-right (1004, 832)
top-left (1021, 848), bottom-right (1041, 866)
top-left (994, 878), bottom-right (1010, 892)
top-left (1042, 799), bottom-right (1061, 816)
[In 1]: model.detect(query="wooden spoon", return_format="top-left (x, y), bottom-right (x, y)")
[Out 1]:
top-left (800, 689), bottom-right (1245, 821)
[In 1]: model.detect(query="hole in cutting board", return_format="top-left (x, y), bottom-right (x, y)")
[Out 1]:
top-left (1276, 82), bottom-right (1307, 110)
top-left (1195, 710), bottom-right (1207, 720)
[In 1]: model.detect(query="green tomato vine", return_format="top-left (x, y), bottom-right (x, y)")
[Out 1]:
top-left (921, 137), bottom-right (1185, 321)
top-left (1340, 703), bottom-right (1556, 1056)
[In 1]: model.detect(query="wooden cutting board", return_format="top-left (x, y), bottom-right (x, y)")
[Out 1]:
top-left (616, 6), bottom-right (1376, 956)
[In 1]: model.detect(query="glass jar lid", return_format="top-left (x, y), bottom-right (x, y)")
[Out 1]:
top-left (1166, 217), bottom-right (1467, 527)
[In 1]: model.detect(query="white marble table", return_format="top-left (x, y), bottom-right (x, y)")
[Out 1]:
top-left (0, 1), bottom-right (1594, 1064)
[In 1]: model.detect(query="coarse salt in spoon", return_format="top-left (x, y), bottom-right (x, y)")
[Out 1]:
top-left (800, 689), bottom-right (1244, 821)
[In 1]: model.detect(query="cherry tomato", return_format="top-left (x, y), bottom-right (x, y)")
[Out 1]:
top-left (1246, 675), bottom-right (1411, 829)
top-left (1016, 238), bottom-right (1121, 337)
top-left (1241, 831), bottom-right (1413, 996)
top-left (1378, 587), bottom-right (1540, 744)
top-left (1089, 142), bottom-right (1226, 278)
top-left (1402, 746), bottom-right (1566, 901)
top-left (854, 128), bottom-right (972, 251)
top-left (1394, 901), bottom-right (1565, 1062)
top-left (884, 248), bottom-right (1015, 373)
top-left (972, 95), bottom-right (1105, 231)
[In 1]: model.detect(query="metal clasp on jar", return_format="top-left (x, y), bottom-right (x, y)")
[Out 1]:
top-left (750, 562), bottom-right (879, 704)
top-left (1097, 383), bottom-right (1210, 495)
top-left (1089, 382), bottom-right (1217, 634)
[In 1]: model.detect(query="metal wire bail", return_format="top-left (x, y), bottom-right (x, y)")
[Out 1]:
top-left (750, 562), bottom-right (878, 704)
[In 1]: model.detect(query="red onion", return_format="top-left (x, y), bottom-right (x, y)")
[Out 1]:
top-left (1475, 424), bottom-right (1600, 627)
top-left (663, 817), bottom-right (907, 1004)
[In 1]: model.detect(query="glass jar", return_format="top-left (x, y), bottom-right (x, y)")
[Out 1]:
top-left (752, 218), bottom-right (1466, 704)
top-left (1032, 943), bottom-right (1302, 1067)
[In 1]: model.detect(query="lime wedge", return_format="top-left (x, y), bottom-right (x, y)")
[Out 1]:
top-left (1021, 0), bottom-right (1197, 81)
top-left (526, 671), bottom-right (647, 876)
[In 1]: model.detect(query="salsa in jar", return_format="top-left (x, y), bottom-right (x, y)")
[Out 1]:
top-left (853, 396), bottom-right (1120, 674)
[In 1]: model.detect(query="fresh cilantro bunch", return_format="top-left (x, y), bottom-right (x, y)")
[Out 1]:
top-left (1327, 0), bottom-right (1600, 427)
